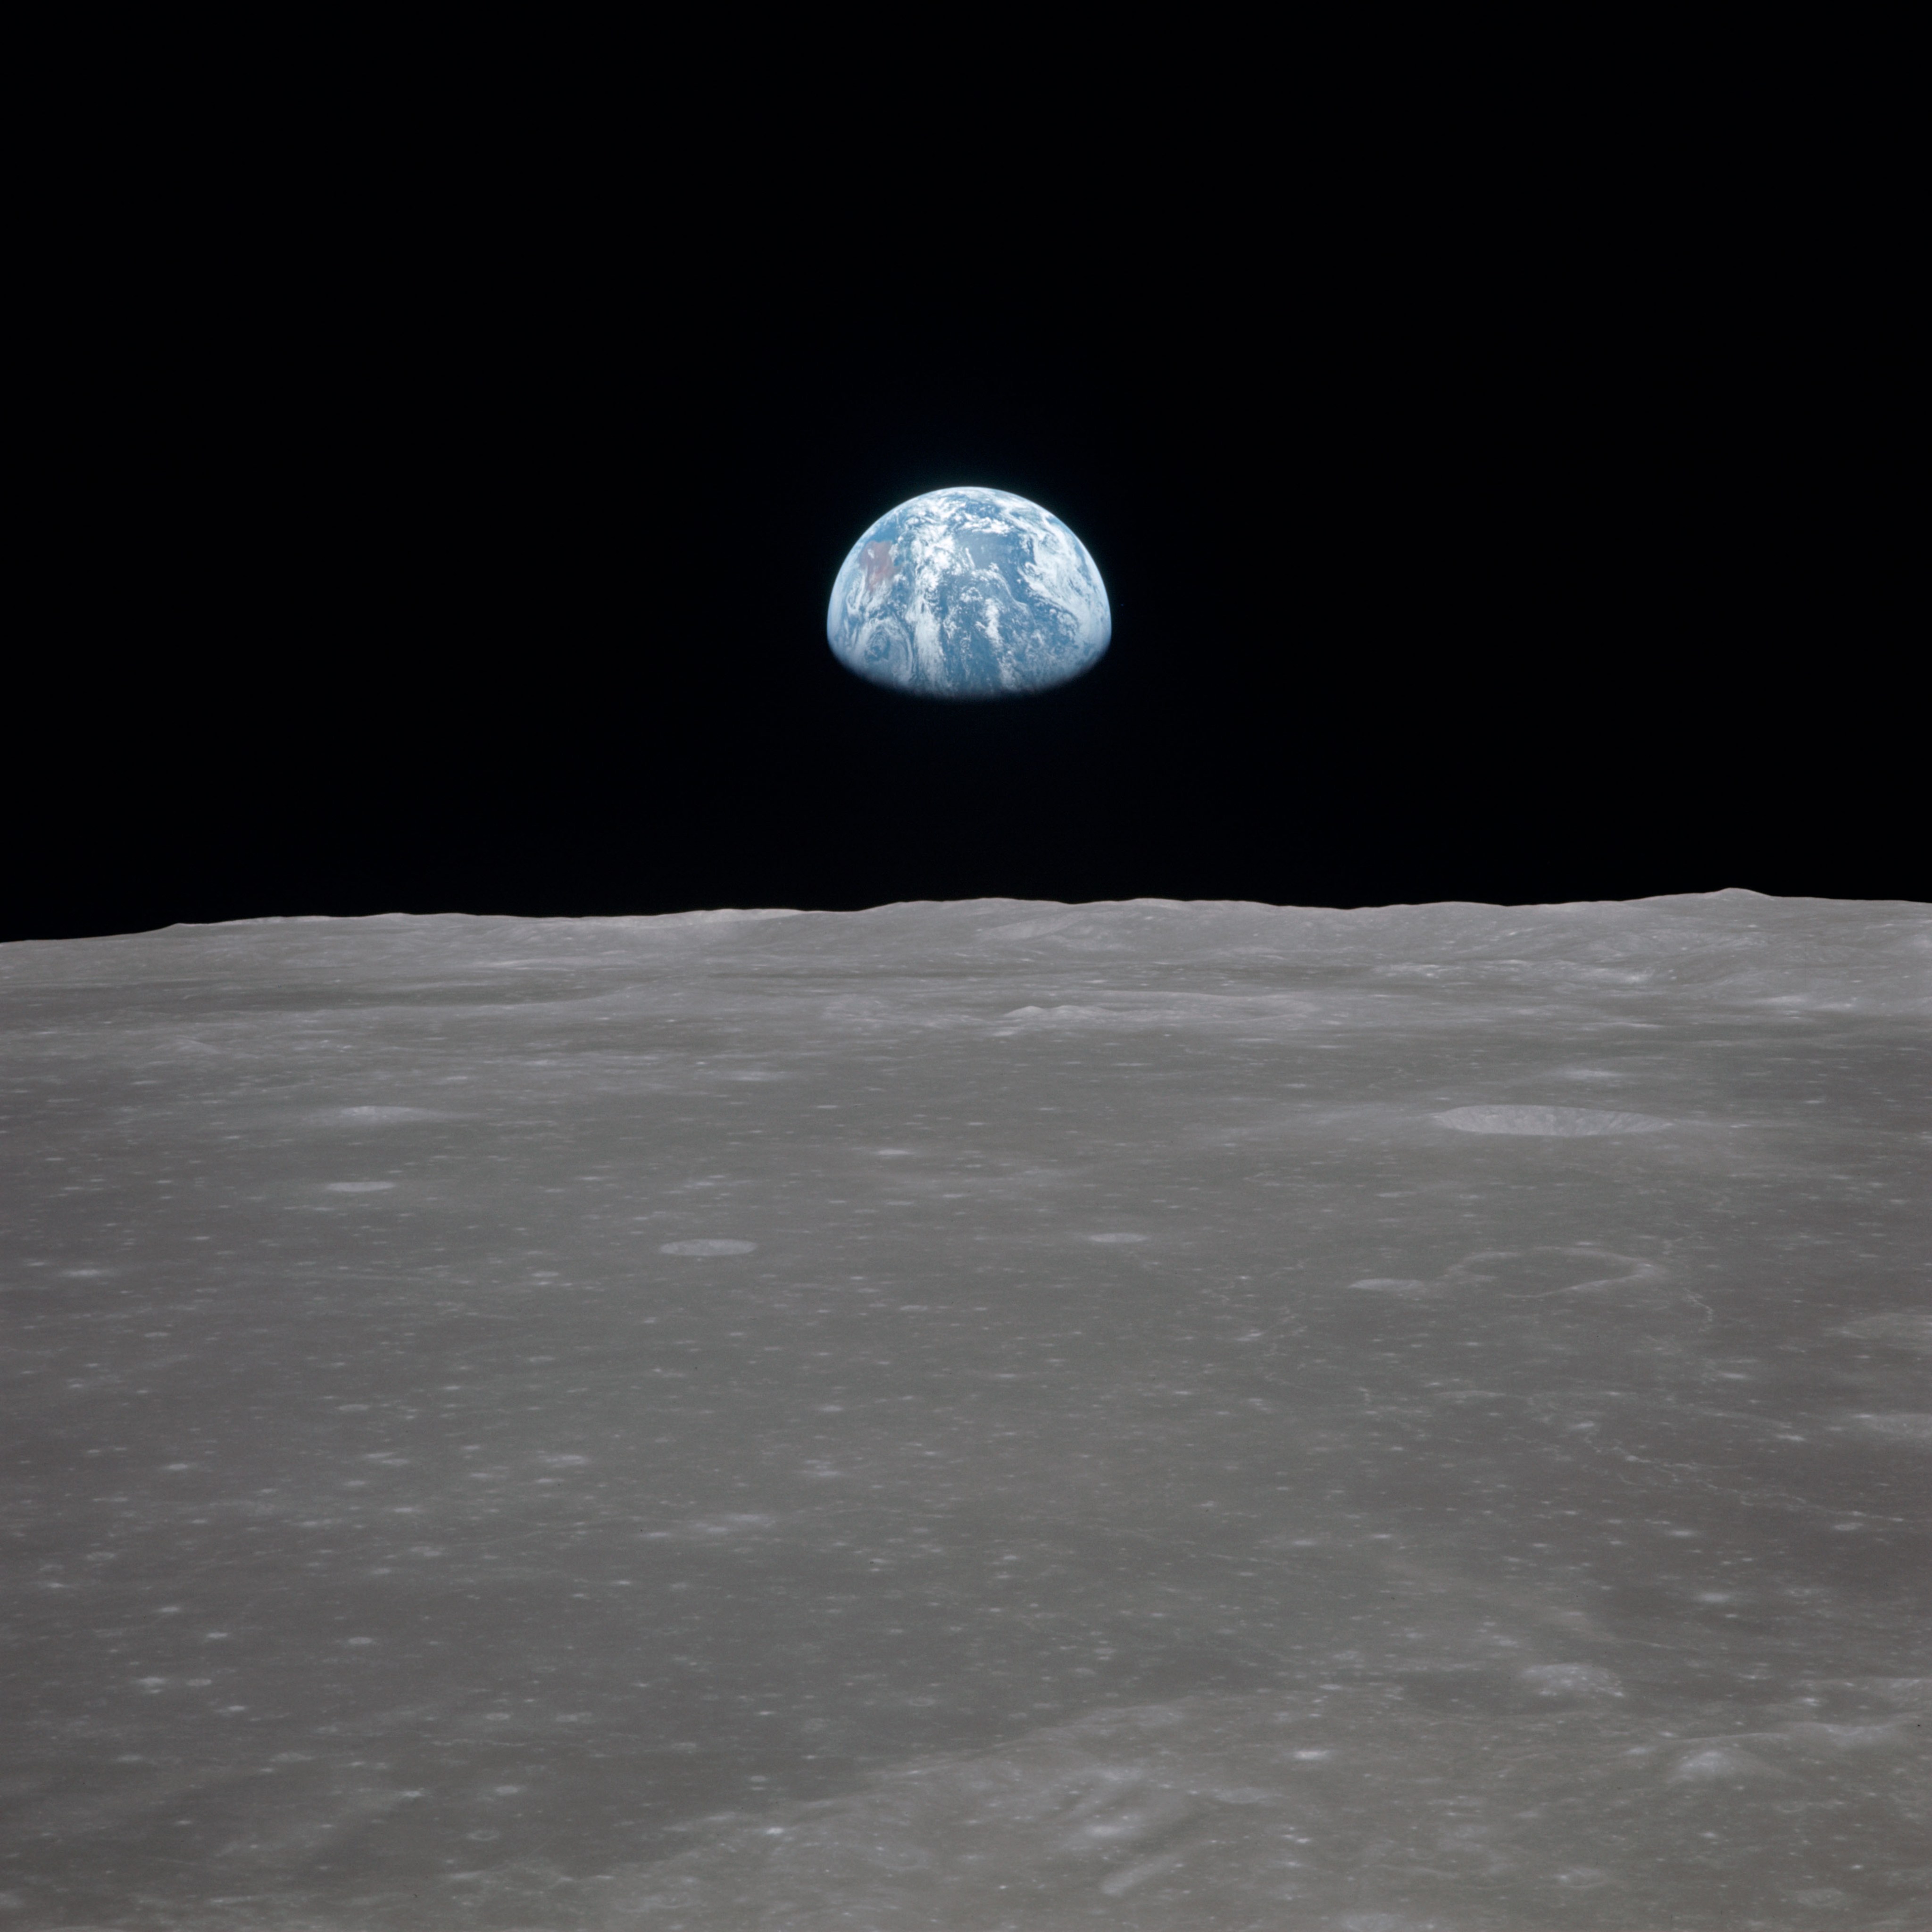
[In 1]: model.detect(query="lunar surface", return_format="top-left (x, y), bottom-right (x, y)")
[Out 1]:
top-left (3, 891), bottom-right (1928, 1930)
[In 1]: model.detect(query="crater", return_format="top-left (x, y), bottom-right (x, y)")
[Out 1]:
top-left (1432, 1106), bottom-right (1670, 1137)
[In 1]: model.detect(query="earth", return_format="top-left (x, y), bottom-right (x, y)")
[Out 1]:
top-left (826, 487), bottom-right (1111, 698)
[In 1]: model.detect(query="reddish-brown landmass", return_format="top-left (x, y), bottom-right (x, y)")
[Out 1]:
top-left (861, 541), bottom-right (896, 595)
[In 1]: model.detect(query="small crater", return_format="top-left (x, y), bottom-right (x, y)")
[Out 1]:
top-left (1433, 1105), bottom-right (1669, 1136)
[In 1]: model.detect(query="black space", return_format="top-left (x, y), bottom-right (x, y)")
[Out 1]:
top-left (14, 201), bottom-right (1915, 941)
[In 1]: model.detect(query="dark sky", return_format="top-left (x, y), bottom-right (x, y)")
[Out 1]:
top-left (13, 233), bottom-right (1913, 941)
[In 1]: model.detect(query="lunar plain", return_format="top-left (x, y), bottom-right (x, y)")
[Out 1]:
top-left (3, 891), bottom-right (1928, 1930)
